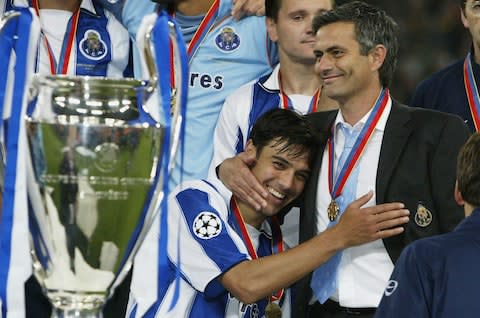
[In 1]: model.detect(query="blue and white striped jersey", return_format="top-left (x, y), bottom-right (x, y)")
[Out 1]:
top-left (1, 0), bottom-right (133, 77)
top-left (128, 179), bottom-right (291, 318)
top-left (208, 64), bottom-right (317, 247)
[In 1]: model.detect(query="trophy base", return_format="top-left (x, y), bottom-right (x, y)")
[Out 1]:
top-left (47, 291), bottom-right (106, 318)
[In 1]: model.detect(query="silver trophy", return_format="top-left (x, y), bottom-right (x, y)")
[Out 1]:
top-left (0, 9), bottom-right (187, 318)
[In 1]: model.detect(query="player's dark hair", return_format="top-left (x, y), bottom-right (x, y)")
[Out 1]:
top-left (457, 133), bottom-right (480, 207)
top-left (248, 108), bottom-right (319, 168)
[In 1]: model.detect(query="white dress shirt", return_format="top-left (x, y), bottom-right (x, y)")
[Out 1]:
top-left (315, 97), bottom-right (394, 308)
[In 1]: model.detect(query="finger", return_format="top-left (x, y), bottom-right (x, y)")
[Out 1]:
top-left (373, 208), bottom-right (410, 222)
top-left (348, 190), bottom-right (373, 209)
top-left (376, 215), bottom-right (409, 230)
top-left (374, 226), bottom-right (405, 239)
top-left (238, 151), bottom-right (256, 166)
top-left (365, 202), bottom-right (406, 216)
top-left (255, 6), bottom-right (265, 16)
top-left (231, 0), bottom-right (247, 20)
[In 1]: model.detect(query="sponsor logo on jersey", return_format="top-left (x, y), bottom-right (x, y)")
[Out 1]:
top-left (215, 26), bottom-right (240, 53)
top-left (79, 30), bottom-right (108, 60)
top-left (384, 280), bottom-right (398, 296)
top-left (193, 212), bottom-right (222, 239)
top-left (190, 72), bottom-right (224, 90)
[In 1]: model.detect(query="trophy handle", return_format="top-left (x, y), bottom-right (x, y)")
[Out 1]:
top-left (143, 17), bottom-right (185, 173)
top-left (0, 10), bottom-right (22, 194)
top-left (0, 10), bottom-right (21, 31)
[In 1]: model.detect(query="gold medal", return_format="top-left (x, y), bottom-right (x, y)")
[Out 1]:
top-left (265, 302), bottom-right (282, 318)
top-left (327, 200), bottom-right (340, 222)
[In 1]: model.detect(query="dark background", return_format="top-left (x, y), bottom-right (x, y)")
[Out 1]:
top-left (343, 0), bottom-right (470, 103)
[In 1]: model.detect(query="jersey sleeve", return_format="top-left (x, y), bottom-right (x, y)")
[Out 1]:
top-left (375, 243), bottom-right (431, 318)
top-left (167, 181), bottom-right (249, 297)
top-left (208, 84), bottom-right (253, 179)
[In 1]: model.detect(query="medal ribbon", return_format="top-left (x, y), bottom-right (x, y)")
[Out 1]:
top-left (230, 198), bottom-right (284, 302)
top-left (32, 0), bottom-right (80, 75)
top-left (463, 52), bottom-right (480, 131)
top-left (328, 89), bottom-right (389, 202)
top-left (278, 70), bottom-right (319, 113)
top-left (169, 0), bottom-right (220, 61)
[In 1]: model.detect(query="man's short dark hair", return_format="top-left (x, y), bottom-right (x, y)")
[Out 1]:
top-left (248, 109), bottom-right (318, 168)
top-left (312, 1), bottom-right (399, 88)
top-left (457, 133), bottom-right (480, 207)
top-left (459, 0), bottom-right (466, 11)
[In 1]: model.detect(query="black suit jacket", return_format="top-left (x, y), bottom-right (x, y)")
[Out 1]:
top-left (294, 101), bottom-right (471, 317)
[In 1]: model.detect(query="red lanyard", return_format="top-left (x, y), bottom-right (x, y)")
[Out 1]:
top-left (278, 70), bottom-right (320, 113)
top-left (32, 0), bottom-right (80, 75)
top-left (230, 197), bottom-right (285, 302)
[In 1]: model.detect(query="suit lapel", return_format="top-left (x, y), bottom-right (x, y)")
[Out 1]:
top-left (300, 111), bottom-right (337, 243)
top-left (376, 101), bottom-right (413, 203)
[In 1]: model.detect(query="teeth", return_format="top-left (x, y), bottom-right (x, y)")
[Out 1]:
top-left (267, 186), bottom-right (285, 200)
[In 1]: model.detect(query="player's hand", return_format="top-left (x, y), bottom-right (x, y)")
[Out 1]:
top-left (333, 191), bottom-right (410, 248)
top-left (218, 152), bottom-right (268, 210)
top-left (231, 0), bottom-right (265, 20)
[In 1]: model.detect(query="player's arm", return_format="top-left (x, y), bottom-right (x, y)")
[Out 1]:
top-left (219, 192), bottom-right (409, 304)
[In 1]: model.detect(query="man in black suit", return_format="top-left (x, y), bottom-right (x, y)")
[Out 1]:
top-left (218, 1), bottom-right (470, 317)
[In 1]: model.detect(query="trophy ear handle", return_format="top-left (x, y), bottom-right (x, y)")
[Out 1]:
top-left (142, 15), bottom-right (186, 174)
top-left (0, 10), bottom-right (21, 31)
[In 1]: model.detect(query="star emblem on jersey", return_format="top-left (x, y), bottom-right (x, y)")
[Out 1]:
top-left (215, 26), bottom-right (240, 52)
top-left (79, 30), bottom-right (108, 60)
top-left (193, 212), bottom-right (222, 239)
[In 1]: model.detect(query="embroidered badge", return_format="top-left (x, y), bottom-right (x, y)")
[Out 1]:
top-left (414, 202), bottom-right (432, 227)
top-left (79, 30), bottom-right (108, 60)
top-left (384, 280), bottom-right (398, 296)
top-left (193, 212), bottom-right (222, 239)
top-left (215, 26), bottom-right (240, 52)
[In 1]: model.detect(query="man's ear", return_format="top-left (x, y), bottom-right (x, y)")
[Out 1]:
top-left (369, 44), bottom-right (387, 73)
top-left (245, 139), bottom-right (257, 156)
top-left (461, 7), bottom-right (469, 28)
top-left (266, 17), bottom-right (278, 42)
top-left (454, 181), bottom-right (465, 206)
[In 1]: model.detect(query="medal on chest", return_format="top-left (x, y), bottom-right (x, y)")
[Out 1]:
top-left (265, 302), bottom-right (282, 318)
top-left (327, 89), bottom-right (389, 222)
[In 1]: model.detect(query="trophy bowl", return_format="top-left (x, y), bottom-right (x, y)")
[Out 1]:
top-left (25, 75), bottom-right (168, 317)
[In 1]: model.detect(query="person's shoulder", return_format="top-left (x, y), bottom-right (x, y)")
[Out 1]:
top-left (414, 59), bottom-right (464, 92)
top-left (394, 100), bottom-right (466, 124)
top-left (401, 232), bottom-right (456, 264)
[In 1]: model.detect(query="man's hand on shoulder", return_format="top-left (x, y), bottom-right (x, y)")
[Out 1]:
top-left (231, 0), bottom-right (265, 20)
top-left (330, 191), bottom-right (410, 249)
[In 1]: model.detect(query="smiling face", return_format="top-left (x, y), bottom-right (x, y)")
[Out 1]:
top-left (267, 0), bottom-right (333, 65)
top-left (313, 21), bottom-right (383, 104)
top-left (246, 139), bottom-right (311, 220)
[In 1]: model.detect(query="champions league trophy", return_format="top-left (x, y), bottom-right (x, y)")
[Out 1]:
top-left (0, 7), bottom-right (187, 318)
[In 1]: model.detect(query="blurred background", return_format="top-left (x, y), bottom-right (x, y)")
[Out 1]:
top-left (343, 0), bottom-right (470, 103)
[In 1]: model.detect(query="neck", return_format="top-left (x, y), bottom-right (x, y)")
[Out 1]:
top-left (339, 83), bottom-right (384, 126)
top-left (176, 0), bottom-right (214, 16)
top-left (235, 198), bottom-right (265, 230)
top-left (464, 203), bottom-right (476, 217)
top-left (37, 0), bottom-right (80, 11)
top-left (279, 61), bottom-right (320, 95)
